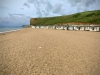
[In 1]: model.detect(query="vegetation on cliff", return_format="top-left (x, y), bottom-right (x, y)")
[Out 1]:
top-left (30, 10), bottom-right (100, 26)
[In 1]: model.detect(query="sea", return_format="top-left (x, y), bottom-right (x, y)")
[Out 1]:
top-left (0, 26), bottom-right (23, 33)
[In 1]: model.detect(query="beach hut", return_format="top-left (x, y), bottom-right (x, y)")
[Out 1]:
top-left (85, 26), bottom-right (90, 31)
top-left (53, 25), bottom-right (59, 29)
top-left (43, 26), bottom-right (48, 29)
top-left (35, 26), bottom-right (39, 28)
top-left (63, 25), bottom-right (67, 30)
top-left (56, 25), bottom-right (60, 29)
top-left (80, 25), bottom-right (85, 30)
top-left (39, 25), bottom-right (41, 28)
top-left (74, 25), bottom-right (79, 30)
top-left (52, 25), bottom-right (56, 29)
top-left (89, 25), bottom-right (100, 32)
top-left (40, 26), bottom-right (45, 28)
top-left (32, 26), bottom-right (35, 28)
top-left (64, 25), bottom-right (69, 30)
top-left (68, 25), bottom-right (74, 30)
top-left (58, 26), bottom-right (65, 30)
top-left (51, 26), bottom-right (54, 29)
top-left (48, 26), bottom-right (53, 29)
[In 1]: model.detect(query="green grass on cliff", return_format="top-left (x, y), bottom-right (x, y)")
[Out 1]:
top-left (30, 10), bottom-right (100, 26)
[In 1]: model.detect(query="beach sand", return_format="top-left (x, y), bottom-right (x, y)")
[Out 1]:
top-left (0, 28), bottom-right (100, 75)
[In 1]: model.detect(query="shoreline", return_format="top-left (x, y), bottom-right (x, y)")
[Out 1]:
top-left (0, 28), bottom-right (99, 36)
top-left (0, 28), bottom-right (23, 35)
top-left (0, 27), bottom-right (99, 35)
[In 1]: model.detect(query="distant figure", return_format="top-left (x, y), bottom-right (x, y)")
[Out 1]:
top-left (92, 27), bottom-right (94, 30)
top-left (78, 26), bottom-right (80, 30)
top-left (67, 24), bottom-right (69, 30)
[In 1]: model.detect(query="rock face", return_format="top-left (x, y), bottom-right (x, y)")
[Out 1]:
top-left (30, 18), bottom-right (38, 25)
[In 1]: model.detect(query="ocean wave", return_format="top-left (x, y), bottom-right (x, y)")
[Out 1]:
top-left (0, 29), bottom-right (22, 34)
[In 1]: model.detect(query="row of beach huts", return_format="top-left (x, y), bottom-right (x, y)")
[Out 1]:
top-left (31, 25), bottom-right (100, 32)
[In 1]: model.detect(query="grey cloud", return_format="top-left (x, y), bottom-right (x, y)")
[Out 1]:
top-left (9, 14), bottom-right (25, 16)
top-left (21, 8), bottom-right (24, 10)
top-left (25, 0), bottom-right (100, 17)
top-left (0, 14), bottom-right (30, 26)
top-left (26, 0), bottom-right (66, 17)
top-left (0, 17), bottom-right (16, 26)
top-left (66, 0), bottom-right (94, 6)
top-left (26, 0), bottom-right (53, 17)
top-left (8, 13), bottom-right (14, 18)
top-left (23, 2), bottom-right (30, 8)
top-left (0, 6), bottom-right (8, 9)
top-left (27, 0), bottom-right (36, 3)
top-left (26, 0), bottom-right (42, 17)
top-left (43, 1), bottom-right (53, 13)
top-left (66, 0), bottom-right (100, 11)
top-left (53, 4), bottom-right (63, 14)
top-left (41, 1), bottom-right (53, 16)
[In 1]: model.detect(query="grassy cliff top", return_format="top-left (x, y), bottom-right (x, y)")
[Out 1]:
top-left (30, 10), bottom-right (100, 26)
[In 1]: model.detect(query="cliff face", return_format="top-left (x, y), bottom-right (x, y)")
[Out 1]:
top-left (30, 18), bottom-right (38, 25)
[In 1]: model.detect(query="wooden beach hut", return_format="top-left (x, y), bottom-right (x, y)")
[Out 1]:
top-left (90, 25), bottom-right (100, 32)
top-left (32, 26), bottom-right (35, 28)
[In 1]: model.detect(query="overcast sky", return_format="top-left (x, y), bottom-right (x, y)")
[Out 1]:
top-left (0, 0), bottom-right (100, 26)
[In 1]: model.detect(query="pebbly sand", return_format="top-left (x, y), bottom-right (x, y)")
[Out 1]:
top-left (0, 28), bottom-right (100, 75)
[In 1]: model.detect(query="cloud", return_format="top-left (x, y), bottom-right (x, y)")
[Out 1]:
top-left (22, 0), bottom-right (100, 18)
top-left (23, 1), bottom-right (100, 19)
top-left (25, 0), bottom-right (100, 17)
top-left (23, 2), bottom-right (30, 8)
top-left (0, 14), bottom-right (30, 26)
top-left (9, 14), bottom-right (25, 16)
top-left (21, 8), bottom-right (24, 10)
top-left (53, 3), bottom-right (63, 14)
top-left (66, 0), bottom-right (100, 11)
top-left (26, 0), bottom-right (53, 17)
top-left (25, 0), bottom-right (68, 17)
top-left (0, 6), bottom-right (9, 10)
top-left (67, 0), bottom-right (96, 6)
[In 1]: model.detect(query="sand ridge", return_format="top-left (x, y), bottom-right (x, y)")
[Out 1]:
top-left (0, 28), bottom-right (100, 75)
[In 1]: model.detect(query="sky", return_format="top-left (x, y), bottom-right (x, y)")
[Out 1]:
top-left (0, 0), bottom-right (100, 26)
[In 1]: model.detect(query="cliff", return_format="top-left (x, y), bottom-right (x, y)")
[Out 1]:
top-left (30, 10), bottom-right (100, 26)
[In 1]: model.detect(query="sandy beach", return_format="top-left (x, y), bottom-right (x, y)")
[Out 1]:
top-left (0, 28), bottom-right (100, 75)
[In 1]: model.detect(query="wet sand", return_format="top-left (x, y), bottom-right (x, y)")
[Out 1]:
top-left (0, 28), bottom-right (100, 75)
